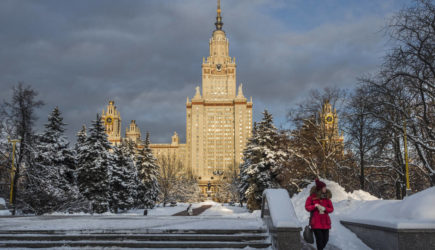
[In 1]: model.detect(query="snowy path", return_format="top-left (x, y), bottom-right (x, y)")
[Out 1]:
top-left (173, 205), bottom-right (212, 216)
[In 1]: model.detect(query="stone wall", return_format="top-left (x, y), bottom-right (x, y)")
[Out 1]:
top-left (341, 220), bottom-right (435, 250)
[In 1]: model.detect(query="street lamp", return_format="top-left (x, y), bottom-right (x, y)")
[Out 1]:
top-left (212, 170), bottom-right (224, 199)
top-left (7, 137), bottom-right (20, 208)
top-left (403, 120), bottom-right (411, 196)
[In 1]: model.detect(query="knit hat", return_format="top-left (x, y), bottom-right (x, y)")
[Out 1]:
top-left (315, 178), bottom-right (326, 190)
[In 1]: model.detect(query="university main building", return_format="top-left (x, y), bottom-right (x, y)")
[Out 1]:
top-left (101, 0), bottom-right (253, 194)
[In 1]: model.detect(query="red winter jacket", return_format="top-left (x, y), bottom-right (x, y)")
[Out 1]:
top-left (305, 187), bottom-right (334, 229)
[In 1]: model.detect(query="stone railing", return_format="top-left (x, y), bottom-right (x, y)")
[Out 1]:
top-left (341, 219), bottom-right (435, 250)
top-left (261, 189), bottom-right (302, 250)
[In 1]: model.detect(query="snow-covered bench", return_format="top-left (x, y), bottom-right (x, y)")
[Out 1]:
top-left (261, 189), bottom-right (302, 250)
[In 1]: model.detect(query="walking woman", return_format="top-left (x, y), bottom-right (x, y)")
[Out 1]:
top-left (305, 179), bottom-right (334, 250)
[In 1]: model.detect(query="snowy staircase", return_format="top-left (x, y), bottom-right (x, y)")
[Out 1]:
top-left (0, 228), bottom-right (272, 249)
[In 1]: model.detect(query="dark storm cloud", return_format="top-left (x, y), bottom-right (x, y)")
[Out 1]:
top-left (0, 0), bottom-right (407, 143)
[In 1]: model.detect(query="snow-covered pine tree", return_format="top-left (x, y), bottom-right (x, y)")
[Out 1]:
top-left (25, 107), bottom-right (79, 214)
top-left (77, 114), bottom-right (113, 214)
top-left (41, 107), bottom-right (76, 183)
top-left (75, 125), bottom-right (87, 150)
top-left (242, 110), bottom-right (286, 210)
top-left (75, 125), bottom-right (87, 177)
top-left (122, 140), bottom-right (141, 208)
top-left (136, 132), bottom-right (160, 208)
top-left (239, 122), bottom-right (258, 205)
top-left (110, 142), bottom-right (136, 213)
top-left (133, 146), bottom-right (147, 208)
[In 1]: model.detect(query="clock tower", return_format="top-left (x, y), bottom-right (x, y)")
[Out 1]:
top-left (201, 0), bottom-right (236, 99)
top-left (319, 100), bottom-right (343, 144)
top-left (102, 100), bottom-right (122, 145)
top-left (186, 0), bottom-right (253, 194)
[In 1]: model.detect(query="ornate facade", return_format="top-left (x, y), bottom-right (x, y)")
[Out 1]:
top-left (101, 0), bottom-right (253, 195)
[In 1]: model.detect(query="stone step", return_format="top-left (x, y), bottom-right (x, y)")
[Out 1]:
top-left (0, 240), bottom-right (271, 249)
top-left (0, 228), bottom-right (271, 249)
top-left (0, 228), bottom-right (267, 235)
top-left (0, 233), bottom-right (269, 242)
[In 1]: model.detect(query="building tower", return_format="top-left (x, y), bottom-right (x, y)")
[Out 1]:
top-left (102, 101), bottom-right (122, 145)
top-left (186, 0), bottom-right (253, 194)
top-left (126, 120), bottom-right (141, 144)
top-left (99, 1), bottom-right (253, 197)
top-left (319, 100), bottom-right (344, 145)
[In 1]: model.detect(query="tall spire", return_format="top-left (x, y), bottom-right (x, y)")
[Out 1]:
top-left (215, 0), bottom-right (223, 30)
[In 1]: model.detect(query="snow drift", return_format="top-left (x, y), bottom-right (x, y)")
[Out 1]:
top-left (291, 179), bottom-right (377, 250)
top-left (344, 186), bottom-right (435, 229)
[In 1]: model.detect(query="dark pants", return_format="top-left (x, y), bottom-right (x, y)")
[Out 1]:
top-left (313, 229), bottom-right (329, 250)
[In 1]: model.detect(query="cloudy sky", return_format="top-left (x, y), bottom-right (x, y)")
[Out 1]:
top-left (0, 0), bottom-right (409, 143)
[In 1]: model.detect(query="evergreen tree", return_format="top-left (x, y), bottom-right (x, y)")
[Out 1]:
top-left (241, 110), bottom-right (285, 210)
top-left (239, 122), bottom-right (258, 205)
top-left (75, 125), bottom-right (87, 150)
top-left (110, 142), bottom-right (135, 213)
top-left (136, 132), bottom-right (160, 208)
top-left (75, 125), bottom-right (87, 176)
top-left (123, 140), bottom-right (140, 207)
top-left (25, 107), bottom-right (78, 214)
top-left (43, 107), bottom-right (76, 183)
top-left (77, 114), bottom-right (112, 214)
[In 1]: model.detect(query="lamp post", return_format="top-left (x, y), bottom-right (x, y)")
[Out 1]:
top-left (212, 170), bottom-right (224, 200)
top-left (403, 120), bottom-right (411, 196)
top-left (7, 137), bottom-right (20, 209)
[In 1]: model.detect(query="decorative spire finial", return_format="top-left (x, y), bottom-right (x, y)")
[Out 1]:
top-left (237, 84), bottom-right (245, 98)
top-left (193, 86), bottom-right (202, 99)
top-left (215, 0), bottom-right (223, 30)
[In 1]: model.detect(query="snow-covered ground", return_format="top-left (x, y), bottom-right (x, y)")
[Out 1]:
top-left (199, 200), bottom-right (260, 218)
top-left (46, 202), bottom-right (200, 217)
top-left (0, 200), bottom-right (265, 231)
top-left (2, 184), bottom-right (434, 250)
top-left (127, 202), bottom-right (200, 216)
top-left (0, 198), bottom-right (10, 216)
top-left (45, 200), bottom-right (259, 218)
top-left (0, 215), bottom-right (265, 231)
